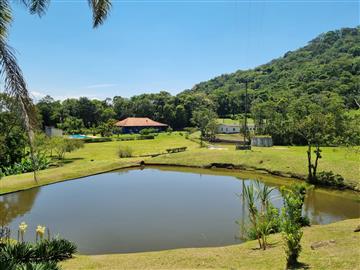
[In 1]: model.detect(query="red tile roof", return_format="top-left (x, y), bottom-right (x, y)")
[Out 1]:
top-left (115, 117), bottom-right (168, 127)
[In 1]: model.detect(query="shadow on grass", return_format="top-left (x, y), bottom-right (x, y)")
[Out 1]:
top-left (50, 157), bottom-right (84, 166)
top-left (288, 261), bottom-right (310, 269)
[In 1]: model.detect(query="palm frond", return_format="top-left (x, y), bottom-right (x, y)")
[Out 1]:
top-left (28, 0), bottom-right (50, 16)
top-left (88, 0), bottom-right (112, 28)
top-left (0, 40), bottom-right (38, 181)
top-left (0, 0), bottom-right (12, 40)
top-left (16, 0), bottom-right (50, 16)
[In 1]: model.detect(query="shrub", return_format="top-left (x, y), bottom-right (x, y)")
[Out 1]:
top-left (116, 136), bottom-right (136, 141)
top-left (280, 184), bottom-right (308, 269)
top-left (137, 135), bottom-right (155, 140)
top-left (316, 171), bottom-right (345, 188)
top-left (15, 262), bottom-right (60, 270)
top-left (0, 239), bottom-right (76, 269)
top-left (183, 127), bottom-right (197, 134)
top-left (52, 137), bottom-right (84, 160)
top-left (118, 146), bottom-right (133, 158)
top-left (0, 156), bottom-right (50, 177)
top-left (33, 238), bottom-right (77, 262)
top-left (82, 137), bottom-right (112, 143)
top-left (139, 128), bottom-right (157, 135)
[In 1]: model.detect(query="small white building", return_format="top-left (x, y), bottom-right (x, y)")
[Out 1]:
top-left (217, 123), bottom-right (255, 134)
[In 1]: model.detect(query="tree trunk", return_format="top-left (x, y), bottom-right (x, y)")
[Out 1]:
top-left (313, 145), bottom-right (321, 180)
top-left (306, 143), bottom-right (313, 182)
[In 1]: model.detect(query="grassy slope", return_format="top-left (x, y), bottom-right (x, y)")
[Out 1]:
top-left (150, 144), bottom-right (360, 187)
top-left (61, 218), bottom-right (360, 270)
top-left (0, 133), bottom-right (359, 194)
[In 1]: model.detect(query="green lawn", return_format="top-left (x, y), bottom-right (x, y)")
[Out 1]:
top-left (0, 133), bottom-right (359, 194)
top-left (216, 133), bottom-right (245, 141)
top-left (150, 144), bottom-right (360, 188)
top-left (61, 218), bottom-right (360, 270)
top-left (0, 133), bottom-right (198, 194)
top-left (1, 133), bottom-right (359, 269)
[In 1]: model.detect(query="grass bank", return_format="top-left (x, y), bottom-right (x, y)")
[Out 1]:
top-left (60, 218), bottom-right (360, 270)
top-left (0, 133), bottom-right (359, 194)
top-left (149, 144), bottom-right (360, 188)
top-left (0, 133), bottom-right (198, 194)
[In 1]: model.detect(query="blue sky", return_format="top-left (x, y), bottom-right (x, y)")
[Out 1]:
top-left (8, 0), bottom-right (359, 100)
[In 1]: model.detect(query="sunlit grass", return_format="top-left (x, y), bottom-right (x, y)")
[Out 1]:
top-left (60, 218), bottom-right (360, 270)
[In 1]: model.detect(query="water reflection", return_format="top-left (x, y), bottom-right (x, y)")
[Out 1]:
top-left (0, 188), bottom-right (40, 226)
top-left (0, 168), bottom-right (358, 255)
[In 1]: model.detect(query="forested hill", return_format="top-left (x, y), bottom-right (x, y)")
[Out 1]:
top-left (190, 27), bottom-right (360, 109)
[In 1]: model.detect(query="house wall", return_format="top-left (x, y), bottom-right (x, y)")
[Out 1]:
top-left (217, 124), bottom-right (255, 134)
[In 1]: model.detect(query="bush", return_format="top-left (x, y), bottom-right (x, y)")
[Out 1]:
top-left (33, 238), bottom-right (77, 262)
top-left (82, 137), bottom-right (112, 143)
top-left (183, 127), bottom-right (197, 134)
top-left (0, 239), bottom-right (76, 269)
top-left (118, 146), bottom-right (133, 158)
top-left (52, 137), bottom-right (84, 160)
top-left (139, 128), bottom-right (157, 135)
top-left (316, 171), bottom-right (345, 187)
top-left (115, 136), bottom-right (136, 141)
top-left (0, 156), bottom-right (50, 177)
top-left (137, 135), bottom-right (155, 140)
top-left (280, 184), bottom-right (307, 269)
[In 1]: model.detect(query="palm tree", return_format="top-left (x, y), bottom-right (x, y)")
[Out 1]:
top-left (0, 0), bottom-right (112, 180)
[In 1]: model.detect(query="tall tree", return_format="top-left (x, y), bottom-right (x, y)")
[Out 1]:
top-left (0, 0), bottom-right (112, 180)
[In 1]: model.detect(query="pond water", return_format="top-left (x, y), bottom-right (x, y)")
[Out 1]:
top-left (0, 167), bottom-right (359, 254)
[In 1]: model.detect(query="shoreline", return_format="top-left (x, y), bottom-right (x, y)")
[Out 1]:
top-left (1, 159), bottom-right (359, 196)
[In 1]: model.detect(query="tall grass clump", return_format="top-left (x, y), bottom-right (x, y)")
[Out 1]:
top-left (118, 145), bottom-right (133, 158)
top-left (240, 180), bottom-right (280, 250)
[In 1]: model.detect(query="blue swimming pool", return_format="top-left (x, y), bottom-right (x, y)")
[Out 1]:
top-left (68, 134), bottom-right (89, 139)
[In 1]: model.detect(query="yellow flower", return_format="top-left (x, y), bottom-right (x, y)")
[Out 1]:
top-left (19, 222), bottom-right (28, 233)
top-left (36, 225), bottom-right (46, 236)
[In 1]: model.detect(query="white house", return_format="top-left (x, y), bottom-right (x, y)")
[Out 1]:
top-left (217, 123), bottom-right (255, 134)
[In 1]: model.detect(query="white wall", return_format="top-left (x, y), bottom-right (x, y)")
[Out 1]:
top-left (217, 124), bottom-right (255, 134)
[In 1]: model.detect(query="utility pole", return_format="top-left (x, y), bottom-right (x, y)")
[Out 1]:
top-left (243, 80), bottom-right (249, 145)
top-left (236, 77), bottom-right (252, 149)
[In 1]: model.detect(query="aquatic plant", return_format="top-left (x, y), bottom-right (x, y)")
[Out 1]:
top-left (241, 180), bottom-right (280, 250)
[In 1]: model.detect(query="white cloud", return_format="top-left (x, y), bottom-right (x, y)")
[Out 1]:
top-left (85, 83), bottom-right (118, 89)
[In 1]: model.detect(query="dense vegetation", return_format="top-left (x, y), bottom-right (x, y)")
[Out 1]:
top-left (192, 27), bottom-right (360, 110)
top-left (35, 27), bottom-right (359, 142)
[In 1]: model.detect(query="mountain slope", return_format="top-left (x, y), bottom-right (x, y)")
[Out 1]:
top-left (190, 27), bottom-right (360, 109)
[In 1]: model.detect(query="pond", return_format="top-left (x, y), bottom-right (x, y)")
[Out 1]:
top-left (0, 167), bottom-right (359, 254)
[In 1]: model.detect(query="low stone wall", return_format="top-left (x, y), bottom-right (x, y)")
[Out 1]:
top-left (251, 137), bottom-right (273, 147)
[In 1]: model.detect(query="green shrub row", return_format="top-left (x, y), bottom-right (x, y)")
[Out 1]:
top-left (81, 137), bottom-right (113, 143)
top-left (0, 238), bottom-right (76, 269)
top-left (0, 156), bottom-right (50, 178)
top-left (115, 135), bottom-right (155, 141)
